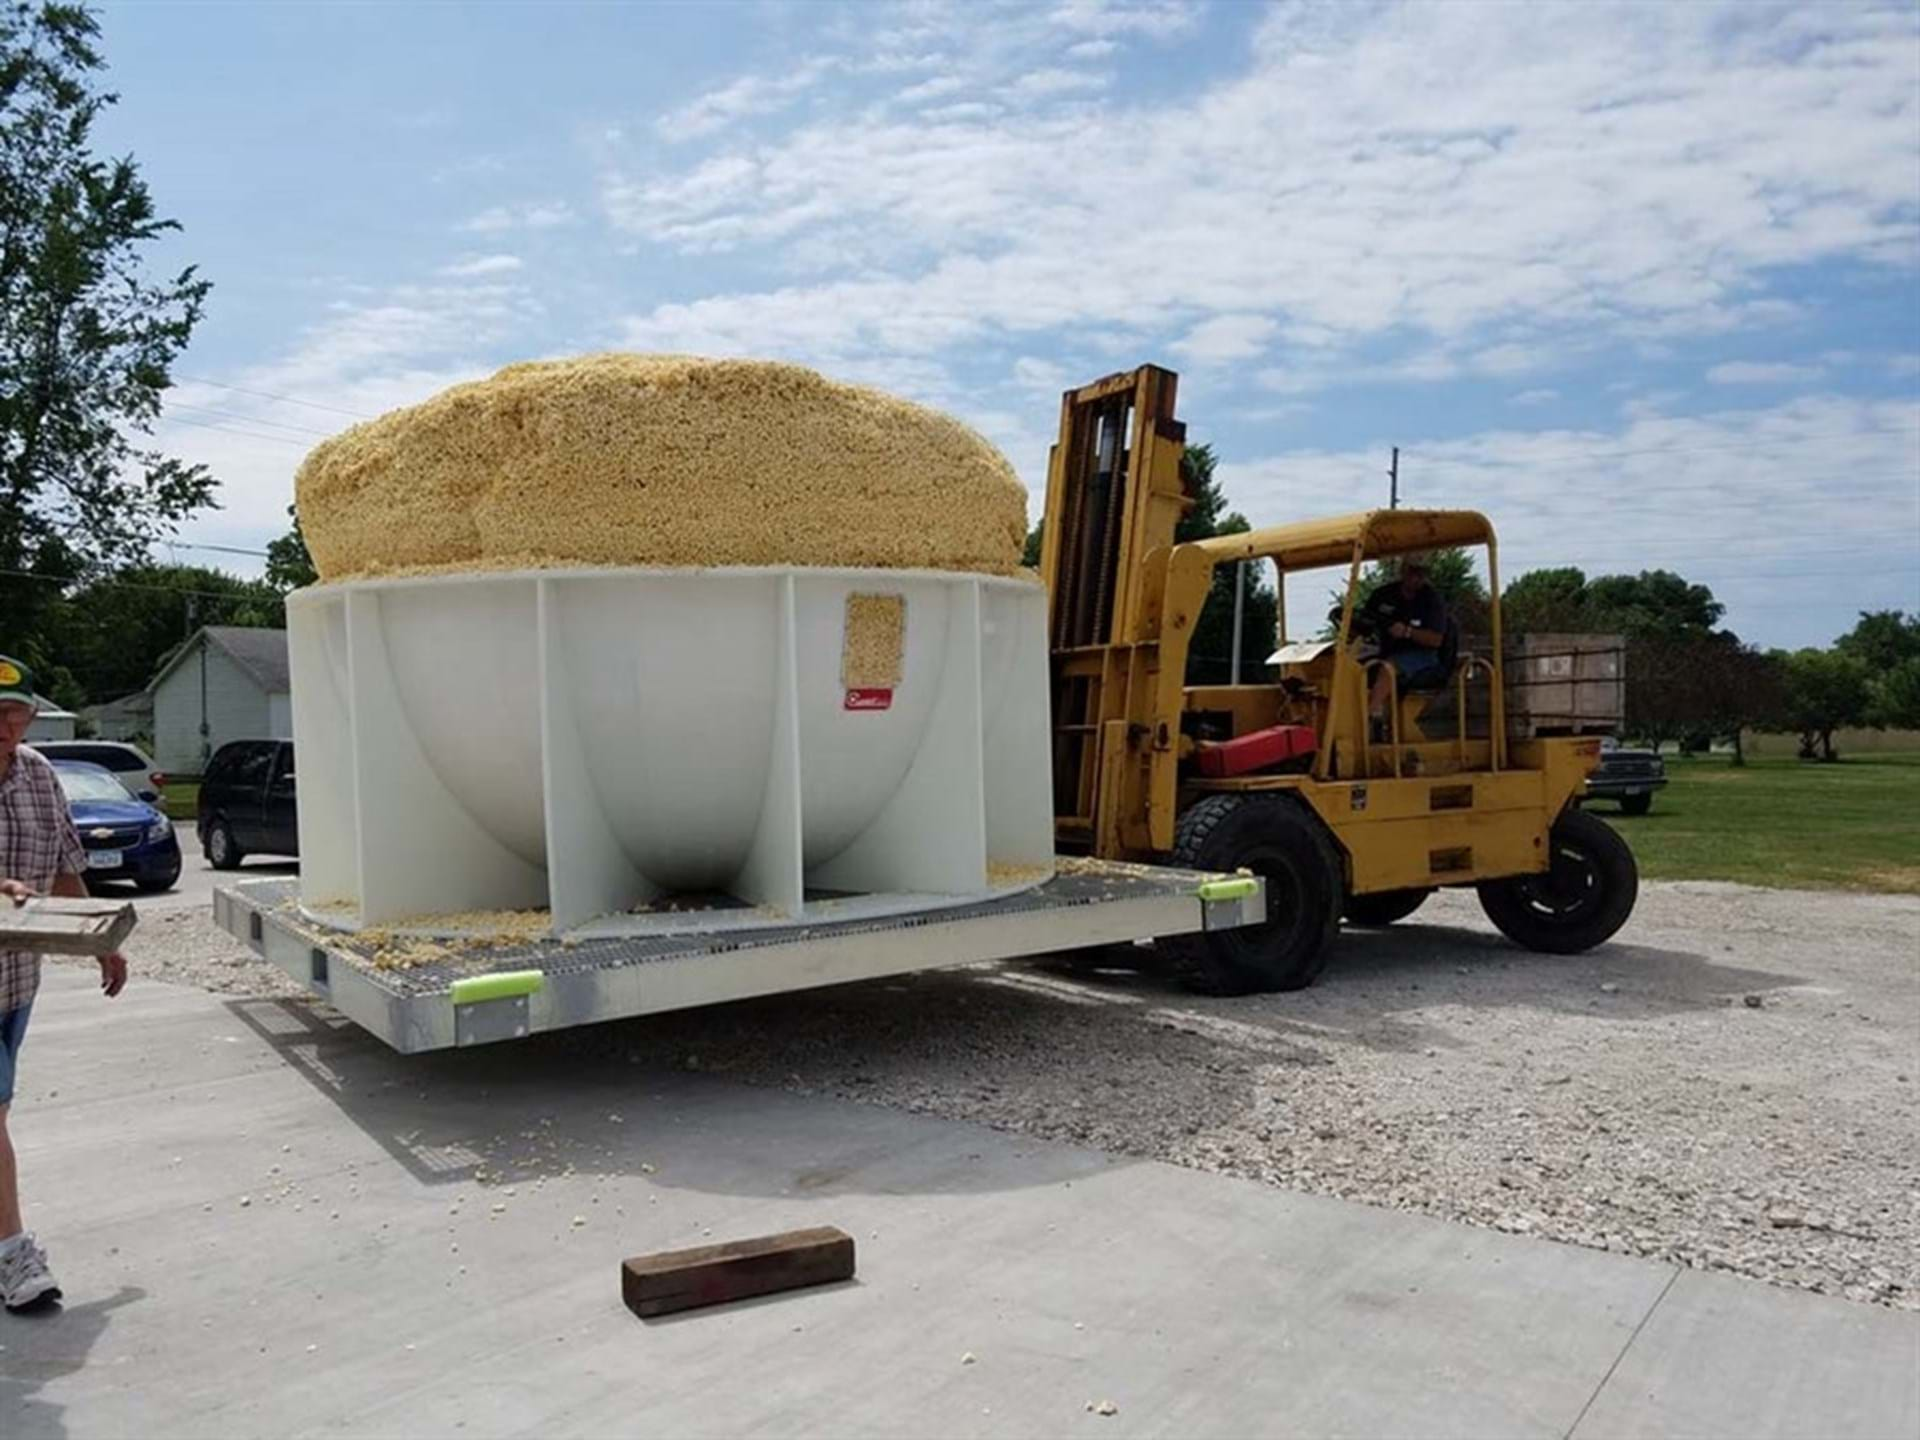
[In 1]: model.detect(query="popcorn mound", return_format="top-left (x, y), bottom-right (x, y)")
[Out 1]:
top-left (295, 354), bottom-right (1029, 583)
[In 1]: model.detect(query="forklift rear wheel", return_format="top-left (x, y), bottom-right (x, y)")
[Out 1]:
top-left (1344, 887), bottom-right (1432, 927)
top-left (1166, 794), bottom-right (1341, 995)
top-left (1476, 808), bottom-right (1638, 954)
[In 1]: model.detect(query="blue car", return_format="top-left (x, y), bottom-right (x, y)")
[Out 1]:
top-left (52, 760), bottom-right (182, 894)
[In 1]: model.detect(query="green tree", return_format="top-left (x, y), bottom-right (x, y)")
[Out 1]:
top-left (1872, 657), bottom-right (1920, 731)
top-left (1, 3), bottom-right (214, 639)
top-left (1833, 609), bottom-right (1920, 672)
top-left (1777, 648), bottom-right (1873, 761)
top-left (1834, 610), bottom-right (1920, 729)
top-left (1584, 570), bottom-right (1723, 637)
top-left (1501, 566), bottom-right (1592, 633)
top-left (265, 505), bottom-right (318, 590)
top-left (1502, 566), bottom-right (1724, 641)
top-left (40, 563), bottom-right (282, 702)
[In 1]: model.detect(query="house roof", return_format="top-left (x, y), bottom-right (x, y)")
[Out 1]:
top-left (148, 625), bottom-right (290, 695)
top-left (31, 695), bottom-right (76, 720)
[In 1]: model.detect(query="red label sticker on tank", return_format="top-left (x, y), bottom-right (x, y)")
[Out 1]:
top-left (845, 688), bottom-right (894, 711)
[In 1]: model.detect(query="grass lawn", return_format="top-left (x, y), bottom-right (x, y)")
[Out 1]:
top-left (1593, 751), bottom-right (1920, 894)
top-left (161, 781), bottom-right (200, 823)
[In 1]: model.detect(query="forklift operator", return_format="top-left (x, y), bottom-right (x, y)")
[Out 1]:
top-left (1359, 556), bottom-right (1447, 728)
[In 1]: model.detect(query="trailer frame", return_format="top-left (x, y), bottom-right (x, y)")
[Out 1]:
top-left (214, 865), bottom-right (1266, 1054)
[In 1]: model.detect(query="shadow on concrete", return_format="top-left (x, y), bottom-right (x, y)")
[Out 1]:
top-left (0, 1285), bottom-right (144, 1440)
top-left (223, 995), bottom-right (1126, 1203)
top-left (638, 1277), bottom-right (863, 1327)
top-left (218, 919), bottom-right (1805, 1213)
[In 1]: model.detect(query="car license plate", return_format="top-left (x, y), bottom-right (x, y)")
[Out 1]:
top-left (86, 849), bottom-right (122, 870)
top-left (1623, 787), bottom-right (1645, 796)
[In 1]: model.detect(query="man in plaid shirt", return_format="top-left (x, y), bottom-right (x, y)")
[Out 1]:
top-left (0, 655), bottom-right (127, 1312)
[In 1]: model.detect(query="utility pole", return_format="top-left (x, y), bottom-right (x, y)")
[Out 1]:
top-left (1388, 446), bottom-right (1400, 509)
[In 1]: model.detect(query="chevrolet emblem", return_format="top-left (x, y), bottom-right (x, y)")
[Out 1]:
top-left (89, 827), bottom-right (114, 840)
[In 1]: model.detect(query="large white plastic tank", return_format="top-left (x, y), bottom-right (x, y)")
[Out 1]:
top-left (286, 566), bottom-right (1054, 937)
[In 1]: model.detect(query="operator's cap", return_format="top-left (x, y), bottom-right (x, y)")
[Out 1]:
top-left (0, 655), bottom-right (37, 709)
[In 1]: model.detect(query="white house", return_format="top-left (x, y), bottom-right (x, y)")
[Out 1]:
top-left (150, 626), bottom-right (291, 774)
top-left (79, 690), bottom-right (154, 742)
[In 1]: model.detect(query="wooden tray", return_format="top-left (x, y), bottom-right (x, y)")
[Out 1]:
top-left (0, 896), bottom-right (137, 956)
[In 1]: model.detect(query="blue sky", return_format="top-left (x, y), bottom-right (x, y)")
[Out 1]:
top-left (98, 0), bottom-right (1920, 647)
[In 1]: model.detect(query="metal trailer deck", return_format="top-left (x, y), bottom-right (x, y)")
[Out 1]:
top-left (213, 866), bottom-right (1266, 1054)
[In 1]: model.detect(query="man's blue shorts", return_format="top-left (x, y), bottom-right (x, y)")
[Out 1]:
top-left (1390, 649), bottom-right (1444, 685)
top-left (0, 1005), bottom-right (30, 1107)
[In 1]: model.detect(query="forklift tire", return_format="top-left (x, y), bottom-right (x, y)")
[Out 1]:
top-left (1344, 887), bottom-right (1432, 927)
top-left (1165, 794), bottom-right (1342, 995)
top-left (1476, 808), bottom-right (1638, 955)
top-left (1619, 793), bottom-right (1653, 816)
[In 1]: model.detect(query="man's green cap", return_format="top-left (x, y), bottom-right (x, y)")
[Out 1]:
top-left (0, 655), bottom-right (38, 709)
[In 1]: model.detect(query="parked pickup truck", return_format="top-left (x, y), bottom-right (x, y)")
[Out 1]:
top-left (1585, 737), bottom-right (1667, 815)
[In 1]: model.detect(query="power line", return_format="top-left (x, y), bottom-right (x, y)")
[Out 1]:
top-left (159, 412), bottom-right (313, 450)
top-left (164, 401), bottom-right (340, 439)
top-left (176, 376), bottom-right (375, 421)
top-left (163, 539), bottom-right (273, 558)
top-left (0, 567), bottom-right (283, 600)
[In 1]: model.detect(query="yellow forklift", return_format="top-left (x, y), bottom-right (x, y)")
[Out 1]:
top-left (1040, 365), bottom-right (1638, 994)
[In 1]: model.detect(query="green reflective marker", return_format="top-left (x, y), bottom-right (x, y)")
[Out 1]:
top-left (450, 970), bottom-right (545, 1005)
top-left (1196, 877), bottom-right (1258, 902)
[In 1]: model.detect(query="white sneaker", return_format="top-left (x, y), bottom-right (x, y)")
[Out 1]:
top-left (0, 1235), bottom-right (61, 1312)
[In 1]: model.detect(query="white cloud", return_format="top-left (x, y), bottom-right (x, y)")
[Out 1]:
top-left (1470, 343), bottom-right (1549, 378)
top-left (1706, 361), bottom-right (1824, 385)
top-left (656, 58), bottom-right (838, 141)
top-left (1888, 355), bottom-right (1920, 379)
top-left (1049, 0), bottom-right (1201, 40)
top-left (1510, 388), bottom-right (1560, 406)
top-left (457, 202), bottom-right (577, 233)
top-left (1012, 355), bottom-right (1071, 392)
top-left (1172, 314), bottom-right (1279, 364)
top-left (1066, 38), bottom-right (1118, 60)
top-left (1009, 67), bottom-right (1108, 98)
top-left (154, 282), bottom-right (536, 556)
top-left (439, 254), bottom-right (524, 278)
top-left (606, 4), bottom-right (1918, 386)
top-left (894, 74), bottom-right (969, 106)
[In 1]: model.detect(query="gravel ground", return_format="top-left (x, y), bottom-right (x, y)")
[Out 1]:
top-left (69, 880), bottom-right (1920, 1309)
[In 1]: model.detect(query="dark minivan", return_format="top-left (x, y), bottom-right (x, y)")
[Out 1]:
top-left (198, 738), bottom-right (298, 869)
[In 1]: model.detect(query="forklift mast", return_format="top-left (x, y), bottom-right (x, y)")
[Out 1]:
top-left (1038, 366), bottom-right (1192, 856)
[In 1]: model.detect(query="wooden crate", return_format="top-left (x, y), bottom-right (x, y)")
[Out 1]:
top-left (1501, 633), bottom-right (1625, 736)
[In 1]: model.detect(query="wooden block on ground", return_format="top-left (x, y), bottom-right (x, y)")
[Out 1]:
top-left (623, 1226), bottom-right (855, 1318)
top-left (0, 897), bottom-right (136, 956)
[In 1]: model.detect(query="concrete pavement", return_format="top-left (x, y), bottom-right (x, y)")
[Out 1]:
top-left (82, 833), bottom-right (295, 915)
top-left (3, 966), bottom-right (1915, 1439)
